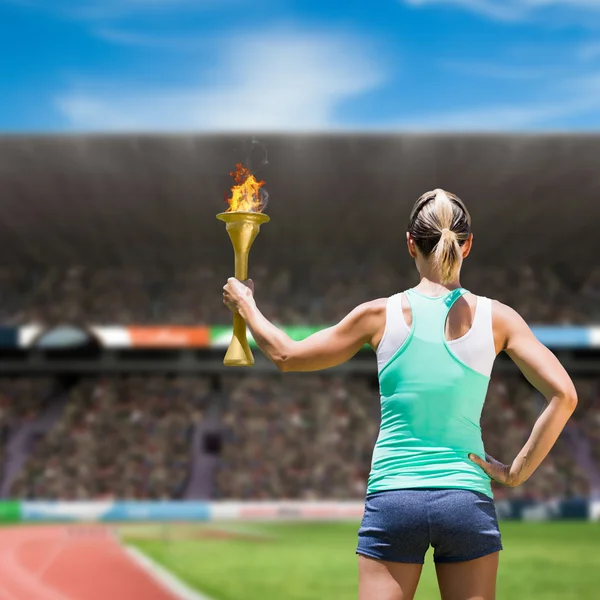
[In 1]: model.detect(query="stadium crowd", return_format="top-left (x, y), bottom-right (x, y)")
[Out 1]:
top-left (215, 375), bottom-right (378, 500)
top-left (0, 379), bottom-right (55, 432)
top-left (9, 376), bottom-right (211, 500)
top-left (577, 378), bottom-right (600, 487)
top-left (0, 263), bottom-right (599, 325)
top-left (0, 373), bottom-right (597, 501)
top-left (215, 374), bottom-right (592, 502)
top-left (0, 261), bottom-right (598, 501)
top-left (0, 378), bottom-right (56, 485)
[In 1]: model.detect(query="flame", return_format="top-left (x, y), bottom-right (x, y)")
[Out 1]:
top-left (225, 163), bottom-right (266, 212)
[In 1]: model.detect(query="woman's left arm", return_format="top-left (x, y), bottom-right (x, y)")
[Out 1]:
top-left (223, 278), bottom-right (385, 372)
top-left (469, 301), bottom-right (578, 486)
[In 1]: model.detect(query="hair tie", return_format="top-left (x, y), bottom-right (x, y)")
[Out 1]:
top-left (441, 228), bottom-right (451, 235)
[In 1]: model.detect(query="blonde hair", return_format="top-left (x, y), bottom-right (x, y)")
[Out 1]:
top-left (407, 188), bottom-right (471, 284)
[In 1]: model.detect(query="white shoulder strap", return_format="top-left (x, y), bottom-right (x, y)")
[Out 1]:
top-left (376, 293), bottom-right (410, 373)
top-left (447, 296), bottom-right (496, 377)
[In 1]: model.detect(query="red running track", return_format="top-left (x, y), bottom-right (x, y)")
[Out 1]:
top-left (0, 525), bottom-right (178, 600)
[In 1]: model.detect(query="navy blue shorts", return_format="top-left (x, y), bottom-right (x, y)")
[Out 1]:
top-left (357, 488), bottom-right (502, 564)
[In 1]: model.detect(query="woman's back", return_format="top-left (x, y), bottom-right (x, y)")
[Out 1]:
top-left (376, 288), bottom-right (496, 376)
top-left (369, 287), bottom-right (495, 498)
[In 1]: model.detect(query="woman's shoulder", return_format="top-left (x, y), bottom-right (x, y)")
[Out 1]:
top-left (484, 298), bottom-right (530, 352)
top-left (463, 294), bottom-right (524, 326)
top-left (345, 299), bottom-right (388, 350)
top-left (355, 297), bottom-right (388, 316)
top-left (487, 298), bottom-right (523, 321)
top-left (342, 298), bottom-right (387, 327)
top-left (467, 293), bottom-right (518, 318)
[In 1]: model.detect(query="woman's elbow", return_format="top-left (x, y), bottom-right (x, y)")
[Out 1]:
top-left (274, 354), bottom-right (307, 373)
top-left (559, 383), bottom-right (578, 413)
top-left (273, 352), bottom-right (293, 372)
top-left (272, 343), bottom-right (300, 372)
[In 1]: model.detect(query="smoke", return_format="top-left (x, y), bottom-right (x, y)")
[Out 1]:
top-left (246, 138), bottom-right (269, 175)
top-left (239, 138), bottom-right (269, 212)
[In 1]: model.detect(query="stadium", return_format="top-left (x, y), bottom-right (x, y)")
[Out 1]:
top-left (0, 134), bottom-right (598, 599)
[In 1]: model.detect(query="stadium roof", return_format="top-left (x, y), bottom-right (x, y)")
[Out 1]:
top-left (0, 134), bottom-right (597, 271)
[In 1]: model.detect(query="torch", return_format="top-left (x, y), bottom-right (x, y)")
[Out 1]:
top-left (217, 163), bottom-right (270, 366)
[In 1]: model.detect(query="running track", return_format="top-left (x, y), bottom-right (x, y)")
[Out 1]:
top-left (0, 525), bottom-right (178, 599)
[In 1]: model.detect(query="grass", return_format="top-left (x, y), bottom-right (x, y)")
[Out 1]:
top-left (126, 522), bottom-right (600, 600)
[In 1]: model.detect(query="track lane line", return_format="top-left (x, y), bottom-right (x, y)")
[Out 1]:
top-left (125, 546), bottom-right (213, 600)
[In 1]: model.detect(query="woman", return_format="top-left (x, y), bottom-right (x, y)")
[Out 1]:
top-left (223, 189), bottom-right (577, 600)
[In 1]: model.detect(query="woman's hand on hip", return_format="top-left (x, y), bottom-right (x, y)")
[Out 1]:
top-left (468, 453), bottom-right (522, 487)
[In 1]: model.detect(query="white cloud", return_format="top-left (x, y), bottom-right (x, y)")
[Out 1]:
top-left (391, 100), bottom-right (586, 130)
top-left (388, 72), bottom-right (600, 130)
top-left (56, 30), bottom-right (600, 133)
top-left (392, 36), bottom-right (600, 131)
top-left (55, 30), bottom-right (385, 131)
top-left (404, 0), bottom-right (600, 21)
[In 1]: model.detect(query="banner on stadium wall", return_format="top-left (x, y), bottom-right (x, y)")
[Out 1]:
top-left (21, 501), bottom-right (211, 522)
top-left (0, 501), bottom-right (21, 523)
top-left (19, 326), bottom-right (211, 349)
top-left (0, 500), bottom-right (591, 524)
top-left (18, 501), bottom-right (361, 523)
top-left (0, 327), bottom-right (19, 348)
top-left (533, 327), bottom-right (594, 349)
top-left (13, 324), bottom-right (600, 350)
top-left (126, 327), bottom-right (210, 348)
top-left (495, 498), bottom-right (590, 521)
top-left (210, 501), bottom-right (365, 521)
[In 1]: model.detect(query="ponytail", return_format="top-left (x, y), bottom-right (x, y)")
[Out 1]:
top-left (408, 188), bottom-right (471, 284)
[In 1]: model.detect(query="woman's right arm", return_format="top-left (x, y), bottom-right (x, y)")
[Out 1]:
top-left (468, 301), bottom-right (578, 487)
top-left (223, 277), bottom-right (386, 372)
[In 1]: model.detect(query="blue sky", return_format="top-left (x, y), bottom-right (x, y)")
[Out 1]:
top-left (1, 0), bottom-right (600, 131)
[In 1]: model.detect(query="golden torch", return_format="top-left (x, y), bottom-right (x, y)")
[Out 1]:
top-left (217, 163), bottom-right (270, 366)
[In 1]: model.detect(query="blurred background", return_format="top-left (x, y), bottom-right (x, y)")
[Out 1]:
top-left (1, 1), bottom-right (600, 599)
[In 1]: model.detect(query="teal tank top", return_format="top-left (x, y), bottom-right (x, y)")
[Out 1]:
top-left (367, 287), bottom-right (493, 498)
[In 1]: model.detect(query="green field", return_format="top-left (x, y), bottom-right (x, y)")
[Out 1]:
top-left (126, 521), bottom-right (600, 600)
